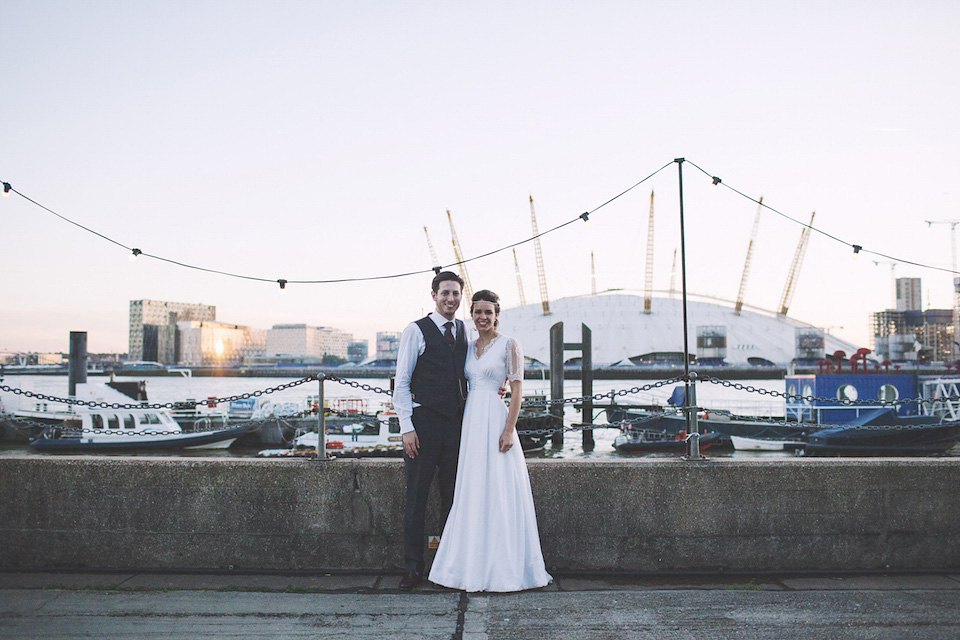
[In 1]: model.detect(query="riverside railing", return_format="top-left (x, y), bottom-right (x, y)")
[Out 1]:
top-left (4, 373), bottom-right (959, 457)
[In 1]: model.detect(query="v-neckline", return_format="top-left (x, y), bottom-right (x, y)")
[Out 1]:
top-left (474, 334), bottom-right (501, 359)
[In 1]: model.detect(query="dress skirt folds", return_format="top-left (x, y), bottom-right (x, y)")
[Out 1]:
top-left (428, 335), bottom-right (552, 592)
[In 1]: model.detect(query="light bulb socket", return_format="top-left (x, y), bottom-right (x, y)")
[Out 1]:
top-left (852, 244), bottom-right (862, 255)
top-left (131, 248), bottom-right (142, 258)
top-left (2, 182), bottom-right (10, 196)
top-left (278, 279), bottom-right (287, 290)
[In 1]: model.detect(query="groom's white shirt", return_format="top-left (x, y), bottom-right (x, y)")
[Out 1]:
top-left (392, 311), bottom-right (460, 435)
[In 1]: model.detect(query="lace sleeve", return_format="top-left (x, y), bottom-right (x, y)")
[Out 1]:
top-left (505, 337), bottom-right (524, 383)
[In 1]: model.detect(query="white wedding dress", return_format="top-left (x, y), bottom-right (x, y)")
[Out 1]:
top-left (428, 334), bottom-right (552, 592)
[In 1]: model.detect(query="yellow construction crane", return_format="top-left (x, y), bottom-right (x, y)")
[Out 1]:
top-left (529, 195), bottom-right (550, 315)
top-left (734, 197), bottom-right (763, 315)
top-left (643, 191), bottom-right (655, 314)
top-left (446, 210), bottom-right (474, 303)
top-left (590, 251), bottom-right (597, 296)
top-left (778, 211), bottom-right (815, 316)
top-left (512, 248), bottom-right (527, 306)
top-left (423, 226), bottom-right (441, 272)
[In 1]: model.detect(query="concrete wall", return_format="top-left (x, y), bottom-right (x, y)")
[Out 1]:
top-left (1, 456), bottom-right (958, 573)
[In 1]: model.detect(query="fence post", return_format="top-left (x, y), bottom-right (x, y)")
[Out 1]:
top-left (68, 331), bottom-right (87, 398)
top-left (685, 371), bottom-right (702, 460)
top-left (314, 374), bottom-right (330, 461)
top-left (549, 322), bottom-right (564, 447)
top-left (580, 324), bottom-right (594, 450)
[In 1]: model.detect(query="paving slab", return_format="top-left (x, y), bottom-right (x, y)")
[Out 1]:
top-left (781, 574), bottom-right (960, 591)
top-left (0, 589), bottom-right (461, 640)
top-left (556, 575), bottom-right (784, 592)
top-left (121, 572), bottom-right (379, 591)
top-left (0, 572), bottom-right (137, 589)
top-left (464, 589), bottom-right (960, 640)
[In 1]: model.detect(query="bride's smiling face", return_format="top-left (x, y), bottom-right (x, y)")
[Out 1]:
top-left (471, 301), bottom-right (497, 334)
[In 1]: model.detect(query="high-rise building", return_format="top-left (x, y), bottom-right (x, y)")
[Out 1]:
top-left (895, 278), bottom-right (922, 311)
top-left (129, 300), bottom-right (216, 364)
top-left (871, 307), bottom-right (955, 362)
top-left (376, 331), bottom-right (401, 362)
top-left (177, 321), bottom-right (266, 366)
top-left (265, 324), bottom-right (352, 360)
top-left (347, 339), bottom-right (369, 363)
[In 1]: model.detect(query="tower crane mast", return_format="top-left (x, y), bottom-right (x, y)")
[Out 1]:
top-left (778, 211), bottom-right (815, 316)
top-left (643, 191), bottom-right (655, 314)
top-left (924, 219), bottom-right (960, 273)
top-left (512, 248), bottom-right (527, 306)
top-left (423, 226), bottom-right (441, 271)
top-left (591, 251), bottom-right (597, 296)
top-left (871, 259), bottom-right (897, 308)
top-left (734, 197), bottom-right (763, 315)
top-left (529, 195), bottom-right (551, 315)
top-left (446, 210), bottom-right (474, 304)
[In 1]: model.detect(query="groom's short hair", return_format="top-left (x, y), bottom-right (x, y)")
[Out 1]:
top-left (431, 271), bottom-right (465, 293)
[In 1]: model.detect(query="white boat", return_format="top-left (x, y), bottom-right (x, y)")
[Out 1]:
top-left (730, 435), bottom-right (805, 452)
top-left (13, 381), bottom-right (246, 452)
top-left (30, 407), bottom-right (246, 452)
top-left (259, 403), bottom-right (402, 457)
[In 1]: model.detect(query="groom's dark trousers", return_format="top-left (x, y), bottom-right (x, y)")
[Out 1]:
top-left (403, 404), bottom-right (463, 573)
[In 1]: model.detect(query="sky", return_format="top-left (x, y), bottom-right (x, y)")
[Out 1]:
top-left (2, 1), bottom-right (959, 355)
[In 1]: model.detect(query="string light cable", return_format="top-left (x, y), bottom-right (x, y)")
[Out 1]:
top-left (684, 160), bottom-right (960, 276)
top-left (0, 160), bottom-right (674, 286)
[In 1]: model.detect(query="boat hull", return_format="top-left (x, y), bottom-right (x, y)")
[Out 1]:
top-left (613, 431), bottom-right (721, 454)
top-left (607, 409), bottom-right (808, 443)
top-left (730, 435), bottom-right (805, 452)
top-left (804, 422), bottom-right (960, 457)
top-left (29, 425), bottom-right (248, 453)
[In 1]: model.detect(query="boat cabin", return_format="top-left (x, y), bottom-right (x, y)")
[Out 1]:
top-left (785, 373), bottom-right (918, 425)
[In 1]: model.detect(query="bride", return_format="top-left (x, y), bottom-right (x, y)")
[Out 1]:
top-left (428, 289), bottom-right (552, 592)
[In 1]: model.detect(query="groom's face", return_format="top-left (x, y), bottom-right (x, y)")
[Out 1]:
top-left (432, 281), bottom-right (462, 320)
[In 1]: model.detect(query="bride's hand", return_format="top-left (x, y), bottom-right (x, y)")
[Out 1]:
top-left (499, 429), bottom-right (514, 453)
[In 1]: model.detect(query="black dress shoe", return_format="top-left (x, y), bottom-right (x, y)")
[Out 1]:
top-left (399, 569), bottom-right (422, 590)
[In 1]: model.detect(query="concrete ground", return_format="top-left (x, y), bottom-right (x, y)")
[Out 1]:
top-left (1, 571), bottom-right (959, 639)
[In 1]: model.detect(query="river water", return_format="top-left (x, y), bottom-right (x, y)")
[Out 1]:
top-left (0, 374), bottom-right (806, 460)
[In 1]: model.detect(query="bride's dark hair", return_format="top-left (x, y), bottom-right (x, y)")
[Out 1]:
top-left (470, 289), bottom-right (500, 327)
top-left (470, 289), bottom-right (500, 312)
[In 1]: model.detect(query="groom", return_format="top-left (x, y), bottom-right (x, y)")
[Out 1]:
top-left (393, 271), bottom-right (468, 590)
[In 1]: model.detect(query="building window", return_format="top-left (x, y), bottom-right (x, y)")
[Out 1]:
top-left (107, 415), bottom-right (120, 429)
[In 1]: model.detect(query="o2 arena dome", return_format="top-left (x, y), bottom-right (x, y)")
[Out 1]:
top-left (497, 291), bottom-right (858, 367)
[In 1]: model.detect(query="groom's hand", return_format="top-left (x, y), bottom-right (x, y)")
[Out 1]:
top-left (402, 431), bottom-right (420, 458)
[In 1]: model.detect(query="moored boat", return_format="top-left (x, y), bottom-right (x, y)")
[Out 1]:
top-left (260, 404), bottom-right (403, 457)
top-left (30, 407), bottom-right (246, 453)
top-left (730, 435), bottom-right (805, 452)
top-left (613, 426), bottom-right (721, 454)
top-left (802, 410), bottom-right (960, 456)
